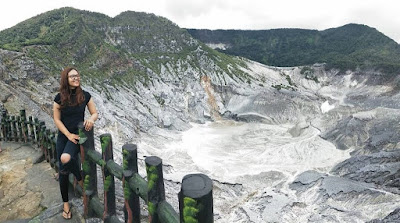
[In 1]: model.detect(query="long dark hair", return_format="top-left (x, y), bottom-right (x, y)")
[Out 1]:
top-left (59, 67), bottom-right (85, 108)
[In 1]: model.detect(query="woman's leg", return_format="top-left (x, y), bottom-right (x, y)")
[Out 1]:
top-left (56, 134), bottom-right (72, 219)
top-left (56, 134), bottom-right (70, 202)
top-left (56, 133), bottom-right (82, 219)
top-left (62, 140), bottom-right (82, 182)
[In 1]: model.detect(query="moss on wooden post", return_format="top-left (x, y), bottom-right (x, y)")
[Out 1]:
top-left (78, 122), bottom-right (97, 218)
top-left (28, 116), bottom-right (34, 142)
top-left (40, 124), bottom-right (49, 162)
top-left (11, 116), bottom-right (17, 142)
top-left (38, 121), bottom-right (45, 147)
top-left (179, 174), bottom-right (213, 223)
top-left (101, 133), bottom-right (116, 221)
top-left (45, 129), bottom-right (52, 163)
top-left (50, 132), bottom-right (57, 169)
top-left (122, 144), bottom-right (141, 223)
top-left (0, 110), bottom-right (6, 141)
top-left (20, 109), bottom-right (28, 143)
top-left (16, 116), bottom-right (22, 142)
top-left (34, 118), bottom-right (39, 144)
top-left (145, 156), bottom-right (165, 223)
top-left (7, 115), bottom-right (12, 141)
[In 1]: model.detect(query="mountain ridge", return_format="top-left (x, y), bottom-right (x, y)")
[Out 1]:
top-left (187, 23), bottom-right (400, 74)
top-left (0, 7), bottom-right (250, 88)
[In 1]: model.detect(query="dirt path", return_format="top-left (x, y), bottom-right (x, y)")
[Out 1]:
top-left (0, 141), bottom-right (86, 222)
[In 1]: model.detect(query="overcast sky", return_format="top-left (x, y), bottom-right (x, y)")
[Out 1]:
top-left (1, 0), bottom-right (399, 43)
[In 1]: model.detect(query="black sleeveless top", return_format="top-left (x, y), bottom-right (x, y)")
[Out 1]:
top-left (54, 90), bottom-right (91, 134)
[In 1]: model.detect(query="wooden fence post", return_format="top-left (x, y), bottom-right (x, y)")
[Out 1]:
top-left (145, 156), bottom-right (165, 223)
top-left (11, 116), bottom-right (17, 142)
top-left (0, 110), bottom-right (6, 141)
top-left (34, 118), bottom-right (39, 144)
top-left (16, 116), bottom-right (22, 142)
top-left (45, 129), bottom-right (52, 163)
top-left (122, 144), bottom-right (141, 223)
top-left (179, 174), bottom-right (213, 223)
top-left (5, 114), bottom-right (11, 141)
top-left (28, 116), bottom-right (34, 142)
top-left (40, 123), bottom-right (49, 162)
top-left (78, 123), bottom-right (98, 218)
top-left (49, 132), bottom-right (56, 169)
top-left (20, 110), bottom-right (28, 143)
top-left (101, 133), bottom-right (116, 222)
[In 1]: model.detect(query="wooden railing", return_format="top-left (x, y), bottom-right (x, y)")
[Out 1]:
top-left (0, 109), bottom-right (214, 223)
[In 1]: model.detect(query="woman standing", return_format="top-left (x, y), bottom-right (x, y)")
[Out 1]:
top-left (53, 67), bottom-right (98, 219)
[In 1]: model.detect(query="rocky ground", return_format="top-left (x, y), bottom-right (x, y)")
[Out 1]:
top-left (0, 141), bottom-right (89, 223)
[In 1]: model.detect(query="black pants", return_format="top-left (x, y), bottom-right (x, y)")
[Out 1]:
top-left (56, 132), bottom-right (82, 202)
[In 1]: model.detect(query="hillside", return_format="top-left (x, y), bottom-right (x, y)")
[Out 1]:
top-left (0, 7), bottom-right (247, 86)
top-left (187, 24), bottom-right (400, 74)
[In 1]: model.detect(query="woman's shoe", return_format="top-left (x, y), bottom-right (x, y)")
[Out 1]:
top-left (62, 209), bottom-right (72, 220)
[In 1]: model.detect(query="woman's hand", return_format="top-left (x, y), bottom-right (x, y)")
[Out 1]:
top-left (67, 133), bottom-right (80, 144)
top-left (84, 119), bottom-right (94, 131)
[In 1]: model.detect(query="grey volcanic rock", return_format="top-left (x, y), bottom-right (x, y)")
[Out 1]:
top-left (290, 170), bottom-right (325, 192)
top-left (331, 150), bottom-right (400, 189)
top-left (368, 208), bottom-right (400, 223)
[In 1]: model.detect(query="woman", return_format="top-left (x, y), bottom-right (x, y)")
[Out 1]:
top-left (53, 67), bottom-right (98, 219)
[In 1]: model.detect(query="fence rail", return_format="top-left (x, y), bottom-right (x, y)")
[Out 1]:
top-left (0, 109), bottom-right (214, 223)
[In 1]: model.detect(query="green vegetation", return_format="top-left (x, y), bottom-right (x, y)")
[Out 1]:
top-left (104, 175), bottom-right (113, 192)
top-left (272, 84), bottom-right (296, 91)
top-left (84, 175), bottom-right (90, 190)
top-left (148, 201), bottom-right (156, 215)
top-left (183, 197), bottom-right (200, 223)
top-left (301, 66), bottom-right (319, 83)
top-left (101, 135), bottom-right (111, 153)
top-left (188, 24), bottom-right (400, 74)
top-left (122, 149), bottom-right (129, 170)
top-left (82, 160), bottom-right (90, 173)
top-left (99, 159), bottom-right (106, 168)
top-left (146, 166), bottom-right (158, 190)
top-left (124, 182), bottom-right (131, 198)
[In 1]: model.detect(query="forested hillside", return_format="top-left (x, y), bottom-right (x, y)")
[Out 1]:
top-left (188, 24), bottom-right (400, 74)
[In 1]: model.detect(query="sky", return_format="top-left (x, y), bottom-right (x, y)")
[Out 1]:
top-left (1, 0), bottom-right (400, 43)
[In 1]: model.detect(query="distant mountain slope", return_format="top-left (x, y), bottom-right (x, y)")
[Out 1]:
top-left (187, 24), bottom-right (400, 74)
top-left (0, 7), bottom-right (246, 85)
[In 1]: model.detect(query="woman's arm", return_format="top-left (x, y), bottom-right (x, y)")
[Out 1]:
top-left (53, 102), bottom-right (80, 144)
top-left (84, 98), bottom-right (98, 131)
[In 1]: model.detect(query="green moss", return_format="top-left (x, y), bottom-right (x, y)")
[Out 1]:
top-left (122, 149), bottom-right (129, 170)
top-left (183, 197), bottom-right (197, 206)
top-left (84, 175), bottom-right (90, 190)
top-left (148, 201), bottom-right (156, 215)
top-left (123, 159), bottom-right (128, 170)
top-left (146, 166), bottom-right (158, 191)
top-left (104, 175), bottom-right (112, 192)
top-left (184, 207), bottom-right (199, 217)
top-left (82, 160), bottom-right (90, 173)
top-left (99, 159), bottom-right (106, 167)
top-left (183, 216), bottom-right (198, 223)
top-left (183, 197), bottom-right (200, 223)
top-left (124, 183), bottom-right (131, 198)
top-left (101, 135), bottom-right (111, 153)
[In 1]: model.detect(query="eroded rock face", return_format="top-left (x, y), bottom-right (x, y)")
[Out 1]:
top-left (0, 148), bottom-right (41, 220)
